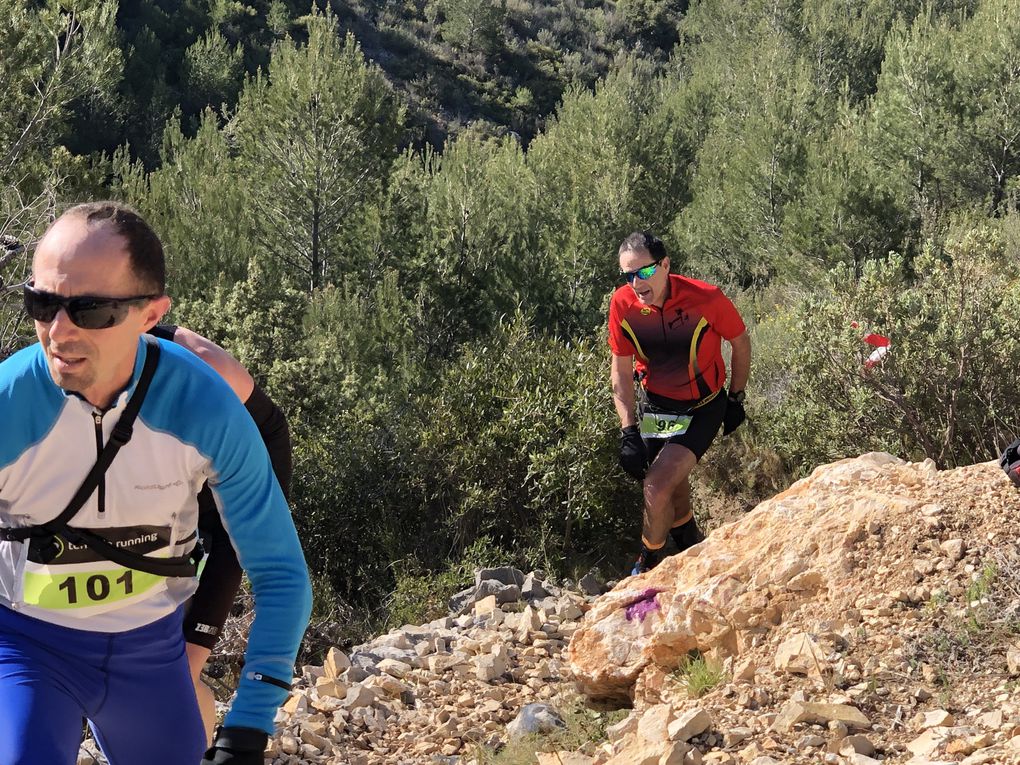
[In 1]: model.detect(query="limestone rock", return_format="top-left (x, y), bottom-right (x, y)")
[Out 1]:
top-left (606, 712), bottom-right (639, 741)
top-left (659, 741), bottom-right (698, 765)
top-left (278, 736), bottom-right (299, 755)
top-left (324, 647), bottom-right (351, 680)
top-left (342, 684), bottom-right (378, 709)
top-left (474, 595), bottom-right (498, 616)
top-left (476, 578), bottom-right (522, 604)
top-left (724, 727), bottom-right (752, 747)
top-left (476, 648), bottom-right (509, 682)
top-left (915, 710), bottom-right (955, 731)
top-left (567, 454), bottom-right (934, 700)
top-left (907, 727), bottom-right (950, 757)
top-left (977, 710), bottom-right (1004, 729)
top-left (251, 457), bottom-right (1020, 765)
top-left (668, 709), bottom-right (712, 742)
top-left (774, 632), bottom-right (828, 678)
top-left (299, 727), bottom-right (330, 750)
top-left (522, 572), bottom-right (551, 601)
top-left (506, 703), bottom-right (566, 739)
top-left (579, 571), bottom-right (607, 596)
top-left (638, 703), bottom-right (673, 742)
top-left (1008, 644), bottom-right (1020, 676)
top-left (606, 734), bottom-right (693, 765)
top-left (846, 754), bottom-right (881, 765)
top-left (449, 585), bottom-right (477, 615)
top-left (475, 567), bottom-right (526, 588)
top-left (772, 701), bottom-right (871, 732)
top-left (940, 538), bottom-right (966, 561)
top-left (313, 677), bottom-right (345, 698)
top-left (732, 657), bottom-right (756, 683)
top-left (840, 734), bottom-right (877, 756)
top-left (282, 693), bottom-right (308, 716)
top-left (376, 658), bottom-right (411, 679)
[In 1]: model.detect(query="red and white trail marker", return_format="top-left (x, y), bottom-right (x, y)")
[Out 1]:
top-left (862, 332), bottom-right (890, 369)
top-left (851, 322), bottom-right (891, 369)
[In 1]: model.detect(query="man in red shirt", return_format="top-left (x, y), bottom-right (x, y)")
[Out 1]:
top-left (608, 232), bottom-right (751, 575)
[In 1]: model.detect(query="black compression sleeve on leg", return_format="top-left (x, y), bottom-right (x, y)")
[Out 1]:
top-left (183, 386), bottom-right (292, 649)
top-left (183, 488), bottom-right (244, 649)
top-left (243, 384), bottom-right (293, 499)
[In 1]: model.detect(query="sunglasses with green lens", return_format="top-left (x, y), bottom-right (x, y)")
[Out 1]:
top-left (620, 258), bottom-right (664, 284)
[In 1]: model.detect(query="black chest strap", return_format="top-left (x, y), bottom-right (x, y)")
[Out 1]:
top-left (1, 336), bottom-right (201, 578)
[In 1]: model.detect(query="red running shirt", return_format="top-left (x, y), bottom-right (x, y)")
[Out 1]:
top-left (608, 274), bottom-right (746, 401)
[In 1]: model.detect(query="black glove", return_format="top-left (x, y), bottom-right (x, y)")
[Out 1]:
top-left (722, 394), bottom-right (746, 436)
top-left (619, 425), bottom-right (648, 480)
top-left (1001, 437), bottom-right (1020, 488)
top-left (201, 726), bottom-right (269, 765)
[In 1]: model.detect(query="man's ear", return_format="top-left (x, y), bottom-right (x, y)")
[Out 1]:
top-left (141, 295), bottom-right (172, 332)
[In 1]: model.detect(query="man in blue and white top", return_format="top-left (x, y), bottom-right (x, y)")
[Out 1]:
top-left (0, 201), bottom-right (311, 765)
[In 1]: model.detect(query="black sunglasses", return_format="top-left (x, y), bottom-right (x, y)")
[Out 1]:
top-left (23, 283), bottom-right (160, 330)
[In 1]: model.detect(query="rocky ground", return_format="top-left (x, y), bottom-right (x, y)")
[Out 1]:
top-left (78, 452), bottom-right (1020, 765)
top-left (566, 453), bottom-right (1020, 765)
top-left (266, 567), bottom-right (597, 764)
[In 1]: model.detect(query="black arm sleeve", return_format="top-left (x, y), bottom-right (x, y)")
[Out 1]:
top-left (182, 383), bottom-right (293, 649)
top-left (243, 384), bottom-right (293, 499)
top-left (147, 324), bottom-right (178, 342)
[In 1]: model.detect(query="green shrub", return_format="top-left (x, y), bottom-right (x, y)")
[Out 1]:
top-left (673, 652), bottom-right (727, 698)
top-left (272, 310), bottom-right (641, 633)
top-left (751, 223), bottom-right (1020, 471)
top-left (382, 537), bottom-right (500, 629)
top-left (403, 315), bottom-right (638, 569)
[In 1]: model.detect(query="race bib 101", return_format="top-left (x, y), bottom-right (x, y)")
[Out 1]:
top-left (21, 525), bottom-right (172, 615)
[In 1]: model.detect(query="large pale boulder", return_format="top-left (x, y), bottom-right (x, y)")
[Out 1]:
top-left (567, 453), bottom-right (928, 700)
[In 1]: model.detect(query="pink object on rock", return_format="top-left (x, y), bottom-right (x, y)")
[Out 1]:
top-left (624, 588), bottom-right (662, 623)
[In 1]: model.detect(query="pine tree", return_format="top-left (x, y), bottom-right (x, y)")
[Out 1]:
top-left (231, 10), bottom-right (403, 291)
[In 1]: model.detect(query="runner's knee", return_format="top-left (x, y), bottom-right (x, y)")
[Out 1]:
top-left (642, 473), bottom-right (675, 510)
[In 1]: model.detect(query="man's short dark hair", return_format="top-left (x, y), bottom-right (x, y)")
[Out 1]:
top-left (65, 202), bottom-right (166, 294)
top-left (619, 231), bottom-right (667, 262)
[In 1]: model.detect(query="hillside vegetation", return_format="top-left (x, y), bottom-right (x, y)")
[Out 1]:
top-left (3, 0), bottom-right (1020, 648)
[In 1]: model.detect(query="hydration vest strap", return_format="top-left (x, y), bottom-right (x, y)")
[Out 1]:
top-left (0, 338), bottom-right (197, 578)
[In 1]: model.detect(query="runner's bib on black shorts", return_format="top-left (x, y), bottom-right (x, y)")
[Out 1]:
top-left (640, 389), bottom-right (727, 461)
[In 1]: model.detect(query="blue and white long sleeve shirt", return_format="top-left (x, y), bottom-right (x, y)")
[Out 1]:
top-left (0, 337), bottom-right (312, 732)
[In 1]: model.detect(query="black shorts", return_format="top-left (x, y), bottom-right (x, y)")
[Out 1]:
top-left (641, 389), bottom-right (727, 463)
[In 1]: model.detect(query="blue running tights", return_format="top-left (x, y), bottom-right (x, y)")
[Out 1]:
top-left (0, 605), bottom-right (206, 765)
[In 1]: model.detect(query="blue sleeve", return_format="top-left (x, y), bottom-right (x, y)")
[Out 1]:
top-left (142, 341), bottom-right (311, 733)
top-left (209, 402), bottom-right (312, 732)
top-left (0, 346), bottom-right (66, 471)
